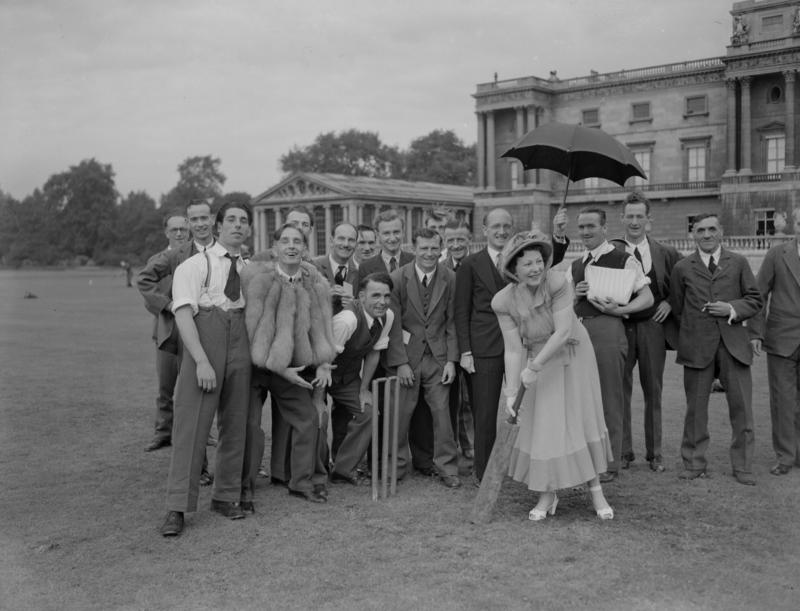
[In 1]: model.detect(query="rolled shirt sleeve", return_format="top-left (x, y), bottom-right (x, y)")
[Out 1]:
top-left (171, 256), bottom-right (205, 316)
top-left (332, 310), bottom-right (358, 354)
top-left (624, 255), bottom-right (651, 293)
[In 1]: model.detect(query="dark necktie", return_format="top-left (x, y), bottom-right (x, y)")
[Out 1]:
top-left (633, 248), bottom-right (643, 265)
top-left (422, 274), bottom-right (428, 288)
top-left (334, 265), bottom-right (346, 286)
top-left (581, 252), bottom-right (593, 273)
top-left (370, 318), bottom-right (382, 338)
top-left (708, 255), bottom-right (717, 274)
top-left (454, 261), bottom-right (460, 272)
top-left (389, 257), bottom-right (397, 272)
top-left (224, 253), bottom-right (240, 301)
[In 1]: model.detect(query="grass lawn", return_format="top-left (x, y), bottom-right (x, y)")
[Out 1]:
top-left (0, 268), bottom-right (798, 611)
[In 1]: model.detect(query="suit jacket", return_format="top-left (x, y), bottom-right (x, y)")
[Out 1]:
top-left (749, 237), bottom-right (800, 357)
top-left (386, 262), bottom-right (458, 370)
top-left (669, 247), bottom-right (763, 368)
top-left (354, 250), bottom-right (414, 290)
top-left (136, 241), bottom-right (199, 354)
top-left (610, 236), bottom-right (683, 350)
top-left (313, 255), bottom-right (359, 314)
top-left (454, 237), bottom-right (569, 358)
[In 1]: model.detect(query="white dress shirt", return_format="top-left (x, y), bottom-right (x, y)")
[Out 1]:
top-left (381, 250), bottom-right (401, 272)
top-left (332, 308), bottom-right (394, 354)
top-left (565, 240), bottom-right (650, 292)
top-left (329, 254), bottom-right (349, 279)
top-left (698, 246), bottom-right (736, 324)
top-left (624, 237), bottom-right (652, 274)
top-left (276, 264), bottom-right (302, 283)
top-left (414, 264), bottom-right (436, 286)
top-left (487, 245), bottom-right (502, 268)
top-left (172, 242), bottom-right (247, 315)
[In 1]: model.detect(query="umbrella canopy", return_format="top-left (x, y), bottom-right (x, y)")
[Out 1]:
top-left (501, 122), bottom-right (647, 187)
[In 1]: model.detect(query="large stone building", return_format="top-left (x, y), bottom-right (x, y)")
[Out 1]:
top-left (474, 0), bottom-right (800, 245)
top-left (251, 172), bottom-right (473, 256)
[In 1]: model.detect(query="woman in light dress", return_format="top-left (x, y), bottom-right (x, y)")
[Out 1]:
top-left (491, 231), bottom-right (614, 521)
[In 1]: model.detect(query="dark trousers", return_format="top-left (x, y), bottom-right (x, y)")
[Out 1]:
top-left (766, 348), bottom-right (800, 467)
top-left (622, 318), bottom-right (666, 461)
top-left (682, 342), bottom-right (754, 474)
top-left (327, 376), bottom-right (373, 478)
top-left (165, 308), bottom-right (250, 512)
top-left (582, 315), bottom-right (627, 473)
top-left (465, 354), bottom-right (505, 480)
top-left (449, 365), bottom-right (473, 452)
top-left (153, 345), bottom-right (178, 441)
top-left (394, 353), bottom-right (458, 479)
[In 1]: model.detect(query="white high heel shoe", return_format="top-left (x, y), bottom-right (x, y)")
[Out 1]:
top-left (528, 492), bottom-right (558, 521)
top-left (588, 485), bottom-right (614, 520)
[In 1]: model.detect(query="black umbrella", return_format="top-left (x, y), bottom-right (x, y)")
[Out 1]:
top-left (501, 121), bottom-right (647, 206)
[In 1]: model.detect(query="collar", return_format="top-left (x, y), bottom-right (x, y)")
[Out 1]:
top-left (415, 264), bottom-right (436, 284)
top-left (698, 246), bottom-right (722, 265)
top-left (624, 236), bottom-right (649, 252)
top-left (329, 253), bottom-right (349, 272)
top-left (583, 240), bottom-right (613, 262)
top-left (352, 258), bottom-right (360, 270)
top-left (362, 309), bottom-right (380, 328)
top-left (381, 250), bottom-right (401, 267)
top-left (194, 238), bottom-right (215, 253)
top-left (276, 264), bottom-right (302, 282)
top-left (487, 246), bottom-right (502, 262)
top-left (209, 241), bottom-right (240, 259)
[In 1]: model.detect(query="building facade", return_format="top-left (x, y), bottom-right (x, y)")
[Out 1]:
top-left (251, 172), bottom-right (473, 256)
top-left (474, 0), bottom-right (800, 245)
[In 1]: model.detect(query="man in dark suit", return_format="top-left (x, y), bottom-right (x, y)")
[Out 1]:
top-left (442, 219), bottom-right (475, 459)
top-left (138, 209), bottom-right (189, 452)
top-left (313, 221), bottom-right (359, 316)
top-left (750, 207), bottom-right (800, 476)
top-left (387, 227), bottom-right (460, 487)
top-left (670, 212), bottom-right (763, 485)
top-left (455, 207), bottom-right (570, 481)
top-left (610, 192), bottom-right (683, 473)
top-left (137, 199), bottom-right (217, 474)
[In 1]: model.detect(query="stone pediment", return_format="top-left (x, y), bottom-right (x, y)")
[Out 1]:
top-left (258, 174), bottom-right (343, 201)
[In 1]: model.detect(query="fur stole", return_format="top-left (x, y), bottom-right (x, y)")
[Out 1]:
top-left (241, 260), bottom-right (338, 372)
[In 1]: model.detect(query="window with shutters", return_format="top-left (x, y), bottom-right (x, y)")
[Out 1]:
top-left (631, 102), bottom-right (651, 123)
top-left (582, 108), bottom-right (599, 126)
top-left (684, 95), bottom-right (708, 117)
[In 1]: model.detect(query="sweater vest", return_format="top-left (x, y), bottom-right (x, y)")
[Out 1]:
top-left (571, 248), bottom-right (631, 318)
top-left (332, 300), bottom-right (382, 386)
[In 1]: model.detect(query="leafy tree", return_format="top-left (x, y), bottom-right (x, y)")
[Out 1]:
top-left (161, 155), bottom-right (226, 209)
top-left (280, 129), bottom-right (403, 178)
top-left (42, 158), bottom-right (118, 258)
top-left (403, 130), bottom-right (476, 186)
top-left (1, 188), bottom-right (63, 265)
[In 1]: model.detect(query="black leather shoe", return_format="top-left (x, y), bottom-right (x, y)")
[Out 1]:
top-left (734, 471), bottom-right (756, 486)
top-left (145, 437), bottom-right (171, 452)
top-left (678, 469), bottom-right (707, 480)
top-left (210, 500), bottom-right (246, 519)
top-left (441, 475), bottom-right (461, 488)
top-left (314, 484), bottom-right (329, 498)
top-left (769, 463), bottom-right (792, 476)
top-left (414, 467), bottom-right (438, 477)
top-left (598, 471), bottom-right (618, 483)
top-left (239, 501), bottom-right (255, 514)
top-left (621, 451), bottom-right (635, 469)
top-left (160, 511), bottom-right (184, 537)
top-left (270, 476), bottom-right (288, 488)
top-left (330, 471), bottom-right (358, 485)
top-left (199, 470), bottom-right (213, 486)
top-left (288, 488), bottom-right (327, 503)
top-left (649, 456), bottom-right (666, 473)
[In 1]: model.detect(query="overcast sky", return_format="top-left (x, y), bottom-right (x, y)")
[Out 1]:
top-left (1, 0), bottom-right (732, 202)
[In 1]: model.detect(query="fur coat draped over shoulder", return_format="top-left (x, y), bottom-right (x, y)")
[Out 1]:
top-left (241, 260), bottom-right (338, 372)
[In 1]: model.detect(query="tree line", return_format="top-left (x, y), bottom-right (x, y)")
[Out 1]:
top-left (0, 129), bottom-right (475, 267)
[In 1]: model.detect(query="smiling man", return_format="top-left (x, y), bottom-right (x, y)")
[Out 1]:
top-left (566, 206), bottom-right (653, 484)
top-left (670, 212), bottom-right (763, 485)
top-left (354, 210), bottom-right (414, 286)
top-left (387, 227), bottom-right (460, 487)
top-left (610, 192), bottom-right (683, 473)
top-left (160, 202), bottom-right (253, 536)
top-left (354, 225), bottom-right (377, 267)
top-left (314, 221), bottom-right (359, 315)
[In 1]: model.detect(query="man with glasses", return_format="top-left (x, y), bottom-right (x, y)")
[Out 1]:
top-left (455, 207), bottom-right (570, 481)
top-left (137, 200), bottom-right (217, 484)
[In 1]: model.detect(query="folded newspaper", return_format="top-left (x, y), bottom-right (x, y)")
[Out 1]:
top-left (585, 265), bottom-right (636, 304)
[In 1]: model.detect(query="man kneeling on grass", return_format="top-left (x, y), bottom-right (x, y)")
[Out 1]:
top-left (160, 202), bottom-right (253, 537)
